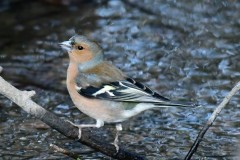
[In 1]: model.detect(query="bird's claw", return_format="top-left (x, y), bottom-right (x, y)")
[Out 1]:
top-left (111, 131), bottom-right (120, 153)
top-left (66, 120), bottom-right (82, 139)
top-left (113, 140), bottom-right (119, 153)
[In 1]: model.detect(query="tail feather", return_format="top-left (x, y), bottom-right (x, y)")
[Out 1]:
top-left (154, 100), bottom-right (198, 108)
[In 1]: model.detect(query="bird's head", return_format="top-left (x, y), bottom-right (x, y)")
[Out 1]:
top-left (60, 35), bottom-right (103, 64)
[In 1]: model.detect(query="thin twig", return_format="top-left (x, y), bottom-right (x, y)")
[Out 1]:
top-left (122, 0), bottom-right (156, 16)
top-left (0, 67), bottom-right (145, 160)
top-left (50, 144), bottom-right (80, 159)
top-left (185, 81), bottom-right (240, 160)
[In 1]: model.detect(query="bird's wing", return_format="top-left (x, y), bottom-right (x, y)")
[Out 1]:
top-left (78, 78), bottom-right (192, 107)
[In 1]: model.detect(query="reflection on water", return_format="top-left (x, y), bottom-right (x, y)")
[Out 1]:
top-left (0, 0), bottom-right (239, 159)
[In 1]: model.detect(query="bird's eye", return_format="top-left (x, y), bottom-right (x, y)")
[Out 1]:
top-left (77, 46), bottom-right (84, 50)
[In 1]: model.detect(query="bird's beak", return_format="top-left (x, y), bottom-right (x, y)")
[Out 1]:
top-left (59, 40), bottom-right (72, 52)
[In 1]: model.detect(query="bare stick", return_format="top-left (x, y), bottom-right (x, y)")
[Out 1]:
top-left (50, 144), bottom-right (80, 159)
top-left (0, 66), bottom-right (3, 73)
top-left (185, 81), bottom-right (240, 160)
top-left (0, 73), bottom-right (145, 160)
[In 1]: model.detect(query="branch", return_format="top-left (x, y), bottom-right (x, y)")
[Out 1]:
top-left (184, 81), bottom-right (240, 160)
top-left (50, 143), bottom-right (80, 159)
top-left (0, 69), bottom-right (145, 160)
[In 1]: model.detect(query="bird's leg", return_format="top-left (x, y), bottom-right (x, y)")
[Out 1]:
top-left (112, 123), bottom-right (122, 152)
top-left (66, 119), bottom-right (104, 139)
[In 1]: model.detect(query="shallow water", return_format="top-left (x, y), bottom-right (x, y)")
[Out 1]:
top-left (0, 0), bottom-right (239, 159)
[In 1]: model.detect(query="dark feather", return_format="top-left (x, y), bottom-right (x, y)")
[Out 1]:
top-left (126, 78), bottom-right (170, 101)
top-left (78, 77), bottom-right (193, 107)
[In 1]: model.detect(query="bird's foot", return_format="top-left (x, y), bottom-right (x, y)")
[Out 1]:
top-left (111, 129), bottom-right (120, 153)
top-left (112, 136), bottom-right (119, 153)
top-left (66, 120), bottom-right (82, 139)
top-left (111, 123), bottom-right (122, 153)
top-left (66, 120), bottom-right (104, 139)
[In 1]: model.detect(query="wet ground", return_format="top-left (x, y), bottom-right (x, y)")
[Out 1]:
top-left (0, 0), bottom-right (240, 159)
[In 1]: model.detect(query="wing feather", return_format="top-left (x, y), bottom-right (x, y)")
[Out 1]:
top-left (78, 77), bottom-right (173, 105)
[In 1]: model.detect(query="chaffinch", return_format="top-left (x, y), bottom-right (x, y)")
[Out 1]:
top-left (60, 35), bottom-right (195, 151)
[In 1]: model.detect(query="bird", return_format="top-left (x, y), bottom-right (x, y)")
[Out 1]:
top-left (59, 35), bottom-right (195, 151)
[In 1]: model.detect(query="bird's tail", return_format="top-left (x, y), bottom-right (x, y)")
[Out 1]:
top-left (154, 100), bottom-right (198, 108)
